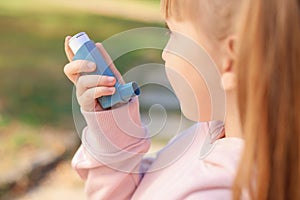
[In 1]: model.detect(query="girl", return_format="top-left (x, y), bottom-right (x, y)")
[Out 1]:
top-left (233, 0), bottom-right (300, 199)
top-left (64, 0), bottom-right (243, 199)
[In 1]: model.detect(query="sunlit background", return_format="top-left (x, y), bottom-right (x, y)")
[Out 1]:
top-left (0, 0), bottom-right (175, 199)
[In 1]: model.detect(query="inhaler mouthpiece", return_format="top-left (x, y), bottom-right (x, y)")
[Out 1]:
top-left (119, 82), bottom-right (140, 101)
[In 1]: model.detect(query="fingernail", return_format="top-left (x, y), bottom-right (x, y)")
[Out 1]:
top-left (88, 62), bottom-right (96, 69)
top-left (107, 76), bottom-right (115, 82)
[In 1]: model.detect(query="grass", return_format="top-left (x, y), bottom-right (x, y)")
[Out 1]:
top-left (0, 4), bottom-right (166, 128)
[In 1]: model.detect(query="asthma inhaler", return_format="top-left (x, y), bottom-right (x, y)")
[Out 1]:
top-left (69, 32), bottom-right (140, 109)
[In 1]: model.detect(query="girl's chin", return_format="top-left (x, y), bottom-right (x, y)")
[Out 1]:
top-left (180, 100), bottom-right (212, 122)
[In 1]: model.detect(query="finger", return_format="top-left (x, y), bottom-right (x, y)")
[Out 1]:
top-left (65, 36), bottom-right (74, 62)
top-left (64, 60), bottom-right (96, 83)
top-left (78, 86), bottom-right (116, 106)
top-left (96, 43), bottom-right (125, 84)
top-left (77, 75), bottom-right (116, 96)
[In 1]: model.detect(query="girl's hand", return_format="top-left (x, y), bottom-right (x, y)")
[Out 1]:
top-left (63, 36), bottom-right (124, 112)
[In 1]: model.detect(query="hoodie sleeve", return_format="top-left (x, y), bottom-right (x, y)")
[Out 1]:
top-left (71, 98), bottom-right (151, 200)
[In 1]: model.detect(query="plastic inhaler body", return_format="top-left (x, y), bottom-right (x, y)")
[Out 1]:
top-left (69, 32), bottom-right (140, 109)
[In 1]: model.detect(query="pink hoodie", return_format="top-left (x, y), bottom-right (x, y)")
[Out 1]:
top-left (72, 98), bottom-right (244, 200)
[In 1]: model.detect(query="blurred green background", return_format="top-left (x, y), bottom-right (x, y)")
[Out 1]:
top-left (0, 0), bottom-right (166, 199)
top-left (0, 0), bottom-right (163, 127)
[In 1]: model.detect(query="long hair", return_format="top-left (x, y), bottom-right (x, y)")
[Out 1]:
top-left (233, 0), bottom-right (300, 199)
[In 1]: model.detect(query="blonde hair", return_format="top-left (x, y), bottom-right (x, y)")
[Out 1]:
top-left (160, 0), bottom-right (241, 40)
top-left (233, 0), bottom-right (300, 199)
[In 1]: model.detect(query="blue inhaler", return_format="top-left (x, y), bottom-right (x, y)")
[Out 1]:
top-left (69, 32), bottom-right (140, 109)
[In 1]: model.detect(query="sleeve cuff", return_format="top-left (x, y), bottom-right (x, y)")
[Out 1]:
top-left (80, 97), bottom-right (149, 156)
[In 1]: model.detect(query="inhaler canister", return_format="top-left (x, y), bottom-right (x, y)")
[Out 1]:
top-left (69, 32), bottom-right (140, 109)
